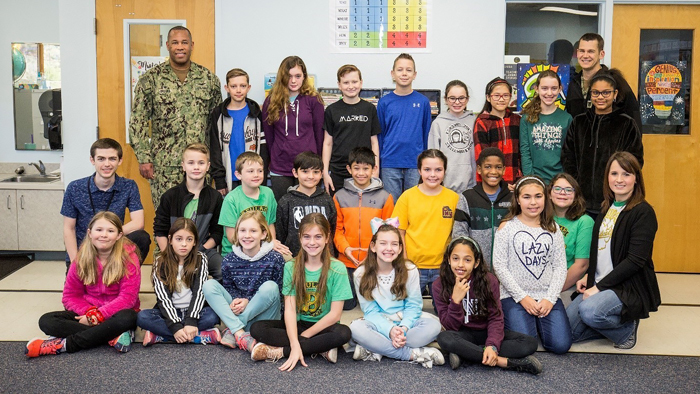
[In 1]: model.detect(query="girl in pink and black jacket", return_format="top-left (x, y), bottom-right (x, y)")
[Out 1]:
top-left (26, 212), bottom-right (141, 357)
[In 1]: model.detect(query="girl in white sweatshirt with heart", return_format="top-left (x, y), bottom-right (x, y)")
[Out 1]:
top-left (492, 175), bottom-right (571, 354)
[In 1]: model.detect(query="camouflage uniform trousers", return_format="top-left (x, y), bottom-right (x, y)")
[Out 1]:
top-left (149, 165), bottom-right (184, 213)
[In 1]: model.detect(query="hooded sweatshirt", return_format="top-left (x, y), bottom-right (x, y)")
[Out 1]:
top-left (333, 177), bottom-right (395, 268)
top-left (453, 180), bottom-right (513, 268)
top-left (262, 95), bottom-right (325, 176)
top-left (276, 185), bottom-right (337, 256)
top-left (221, 241), bottom-right (285, 300)
top-left (561, 107), bottom-right (643, 211)
top-left (473, 109), bottom-right (522, 183)
top-left (209, 97), bottom-right (269, 190)
top-left (428, 110), bottom-right (477, 194)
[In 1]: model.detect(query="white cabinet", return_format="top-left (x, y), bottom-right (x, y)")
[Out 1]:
top-left (0, 190), bottom-right (19, 250)
top-left (1, 189), bottom-right (64, 251)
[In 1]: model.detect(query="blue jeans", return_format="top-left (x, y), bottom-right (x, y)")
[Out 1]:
top-left (380, 168), bottom-right (420, 202)
top-left (567, 289), bottom-right (635, 345)
top-left (419, 269), bottom-right (440, 297)
top-left (350, 317), bottom-right (441, 360)
top-left (501, 297), bottom-right (572, 354)
top-left (202, 279), bottom-right (281, 333)
top-left (136, 307), bottom-right (219, 341)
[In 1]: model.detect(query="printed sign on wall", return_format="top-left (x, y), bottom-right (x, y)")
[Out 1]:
top-left (639, 61), bottom-right (687, 125)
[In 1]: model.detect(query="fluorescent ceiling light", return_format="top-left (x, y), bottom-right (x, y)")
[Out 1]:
top-left (540, 6), bottom-right (598, 16)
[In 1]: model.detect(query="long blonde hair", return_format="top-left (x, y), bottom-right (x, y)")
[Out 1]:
top-left (292, 213), bottom-right (332, 313)
top-left (265, 56), bottom-right (322, 125)
top-left (359, 225), bottom-right (411, 301)
top-left (76, 211), bottom-right (138, 286)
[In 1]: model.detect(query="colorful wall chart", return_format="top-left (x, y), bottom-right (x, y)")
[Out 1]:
top-left (332, 0), bottom-right (430, 52)
top-left (639, 61), bottom-right (687, 125)
top-left (516, 63), bottom-right (571, 112)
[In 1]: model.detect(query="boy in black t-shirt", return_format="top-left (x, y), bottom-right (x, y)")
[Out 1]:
top-left (322, 64), bottom-right (381, 196)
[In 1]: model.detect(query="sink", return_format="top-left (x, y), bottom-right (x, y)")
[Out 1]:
top-left (1, 175), bottom-right (60, 183)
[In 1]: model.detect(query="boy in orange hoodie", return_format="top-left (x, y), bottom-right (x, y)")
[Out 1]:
top-left (333, 147), bottom-right (394, 310)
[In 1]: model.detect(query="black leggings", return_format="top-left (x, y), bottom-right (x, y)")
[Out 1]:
top-left (437, 328), bottom-right (537, 363)
top-left (38, 309), bottom-right (138, 353)
top-left (250, 319), bottom-right (351, 357)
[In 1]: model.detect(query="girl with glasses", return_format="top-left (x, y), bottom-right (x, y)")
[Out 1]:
top-left (520, 70), bottom-right (573, 184)
top-left (428, 80), bottom-right (477, 194)
top-left (547, 173), bottom-right (594, 292)
top-left (561, 70), bottom-right (644, 218)
top-left (473, 77), bottom-right (522, 185)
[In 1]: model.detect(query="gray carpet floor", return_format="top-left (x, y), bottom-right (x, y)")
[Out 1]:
top-left (2, 342), bottom-right (699, 393)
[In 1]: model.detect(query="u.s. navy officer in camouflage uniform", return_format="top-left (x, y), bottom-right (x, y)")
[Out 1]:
top-left (129, 26), bottom-right (222, 210)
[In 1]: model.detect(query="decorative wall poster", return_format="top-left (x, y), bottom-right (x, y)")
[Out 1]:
top-left (516, 63), bottom-right (570, 112)
top-left (131, 56), bottom-right (166, 99)
top-left (639, 61), bottom-right (686, 125)
top-left (331, 0), bottom-right (430, 53)
top-left (504, 55), bottom-right (530, 109)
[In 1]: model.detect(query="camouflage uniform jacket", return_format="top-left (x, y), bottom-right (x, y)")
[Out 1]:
top-left (129, 61), bottom-right (222, 167)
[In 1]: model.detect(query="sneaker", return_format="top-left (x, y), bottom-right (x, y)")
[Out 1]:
top-left (142, 330), bottom-right (164, 347)
top-left (109, 331), bottom-right (133, 353)
top-left (251, 342), bottom-right (283, 362)
top-left (195, 328), bottom-right (221, 345)
top-left (220, 328), bottom-right (237, 349)
top-left (235, 332), bottom-right (256, 352)
top-left (25, 337), bottom-right (64, 358)
top-left (411, 347), bottom-right (445, 369)
top-left (353, 344), bottom-right (382, 362)
top-left (320, 347), bottom-right (338, 364)
top-left (614, 319), bottom-right (640, 350)
top-left (448, 353), bottom-right (462, 370)
top-left (507, 355), bottom-right (543, 375)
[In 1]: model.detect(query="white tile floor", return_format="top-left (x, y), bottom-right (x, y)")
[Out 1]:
top-left (2, 261), bottom-right (699, 356)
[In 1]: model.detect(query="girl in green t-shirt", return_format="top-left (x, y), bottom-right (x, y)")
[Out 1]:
top-left (547, 173), bottom-right (594, 291)
top-left (520, 70), bottom-right (572, 184)
top-left (249, 213), bottom-right (352, 371)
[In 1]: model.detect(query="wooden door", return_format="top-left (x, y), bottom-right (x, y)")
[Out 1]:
top-left (612, 5), bottom-right (700, 272)
top-left (95, 0), bottom-right (216, 264)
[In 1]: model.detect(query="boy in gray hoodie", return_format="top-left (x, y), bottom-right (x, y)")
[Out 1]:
top-left (276, 152), bottom-right (337, 256)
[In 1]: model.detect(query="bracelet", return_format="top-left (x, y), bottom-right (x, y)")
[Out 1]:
top-left (488, 345), bottom-right (498, 354)
top-left (85, 306), bottom-right (105, 326)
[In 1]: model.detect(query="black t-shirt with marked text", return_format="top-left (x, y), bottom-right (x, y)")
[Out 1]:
top-left (323, 99), bottom-right (381, 177)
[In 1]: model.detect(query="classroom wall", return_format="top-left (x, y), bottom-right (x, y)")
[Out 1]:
top-left (214, 0), bottom-right (506, 113)
top-left (0, 0), bottom-right (63, 164)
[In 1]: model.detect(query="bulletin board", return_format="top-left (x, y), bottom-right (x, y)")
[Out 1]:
top-left (331, 0), bottom-right (430, 53)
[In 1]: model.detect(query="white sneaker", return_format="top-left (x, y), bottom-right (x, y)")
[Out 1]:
top-left (353, 344), bottom-right (382, 362)
top-left (411, 347), bottom-right (445, 369)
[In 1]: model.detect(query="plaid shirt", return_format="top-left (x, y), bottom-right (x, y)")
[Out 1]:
top-left (473, 110), bottom-right (522, 183)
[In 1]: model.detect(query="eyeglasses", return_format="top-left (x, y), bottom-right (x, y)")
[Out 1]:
top-left (552, 186), bottom-right (574, 195)
top-left (590, 90), bottom-right (614, 98)
top-left (447, 96), bottom-right (468, 103)
top-left (490, 94), bottom-right (511, 101)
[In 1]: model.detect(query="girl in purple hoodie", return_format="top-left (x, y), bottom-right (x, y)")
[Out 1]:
top-left (263, 56), bottom-right (325, 200)
top-left (432, 237), bottom-right (541, 374)
top-left (26, 212), bottom-right (141, 357)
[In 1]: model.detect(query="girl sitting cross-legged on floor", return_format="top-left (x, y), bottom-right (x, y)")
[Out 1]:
top-left (350, 219), bottom-right (444, 368)
top-left (26, 211), bottom-right (141, 357)
top-left (137, 218), bottom-right (221, 346)
top-left (433, 237), bottom-right (542, 374)
top-left (250, 213), bottom-right (352, 371)
top-left (202, 210), bottom-right (285, 352)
